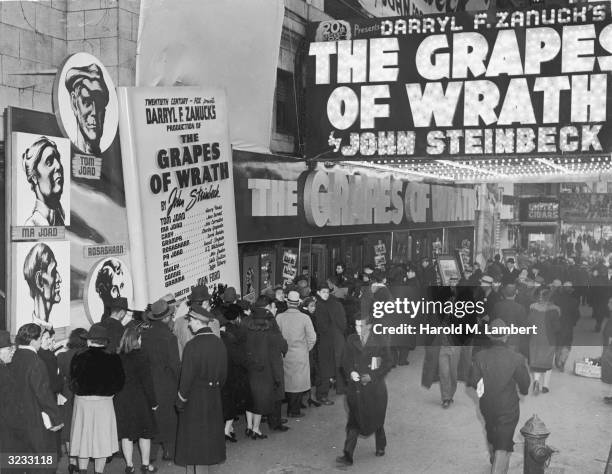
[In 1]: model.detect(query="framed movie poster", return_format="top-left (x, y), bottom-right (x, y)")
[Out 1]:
top-left (437, 255), bottom-right (461, 286)
top-left (83, 257), bottom-right (134, 325)
top-left (13, 240), bottom-right (70, 330)
top-left (12, 132), bottom-right (71, 227)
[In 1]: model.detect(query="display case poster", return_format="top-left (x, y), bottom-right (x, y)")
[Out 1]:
top-left (118, 86), bottom-right (240, 307)
top-left (282, 250), bottom-right (298, 282)
top-left (242, 254), bottom-right (259, 302)
top-left (437, 256), bottom-right (461, 286)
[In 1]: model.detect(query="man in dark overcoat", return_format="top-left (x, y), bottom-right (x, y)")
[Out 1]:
top-left (469, 319), bottom-right (530, 473)
top-left (491, 284), bottom-right (528, 357)
top-left (142, 298), bottom-right (181, 460)
top-left (336, 316), bottom-right (393, 467)
top-left (175, 305), bottom-right (227, 469)
top-left (0, 330), bottom-right (28, 456)
top-left (314, 282), bottom-right (346, 404)
top-left (11, 324), bottom-right (63, 458)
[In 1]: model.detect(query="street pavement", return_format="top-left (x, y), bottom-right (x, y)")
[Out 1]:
top-left (65, 307), bottom-right (611, 474)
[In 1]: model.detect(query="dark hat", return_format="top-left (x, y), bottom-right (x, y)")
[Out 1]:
top-left (371, 269), bottom-right (386, 282)
top-left (237, 299), bottom-right (252, 312)
top-left (273, 284), bottom-right (284, 291)
top-left (0, 330), bottom-right (12, 349)
top-left (110, 297), bottom-right (130, 311)
top-left (65, 63), bottom-right (109, 105)
top-left (225, 304), bottom-right (242, 322)
top-left (506, 258), bottom-right (515, 264)
top-left (262, 287), bottom-right (275, 299)
top-left (188, 285), bottom-right (209, 303)
top-left (223, 286), bottom-right (237, 303)
top-left (86, 323), bottom-right (109, 341)
top-left (188, 305), bottom-right (213, 322)
top-left (487, 318), bottom-right (508, 340)
top-left (317, 281), bottom-right (331, 291)
top-left (149, 299), bottom-right (172, 320)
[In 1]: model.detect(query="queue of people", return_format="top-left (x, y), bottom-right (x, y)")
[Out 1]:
top-left (0, 253), bottom-right (610, 474)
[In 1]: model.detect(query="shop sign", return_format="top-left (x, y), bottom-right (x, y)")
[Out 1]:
top-left (306, 4), bottom-right (612, 160)
top-left (118, 86), bottom-right (240, 307)
top-left (527, 202), bottom-right (559, 220)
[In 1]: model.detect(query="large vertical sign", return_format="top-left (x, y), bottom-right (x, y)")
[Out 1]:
top-left (118, 86), bottom-right (240, 307)
top-left (306, 5), bottom-right (612, 160)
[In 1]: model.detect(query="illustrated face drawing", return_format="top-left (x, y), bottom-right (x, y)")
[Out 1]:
top-left (23, 243), bottom-right (61, 324)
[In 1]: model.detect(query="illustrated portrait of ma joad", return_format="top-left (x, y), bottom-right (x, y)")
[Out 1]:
top-left (14, 240), bottom-right (71, 330)
top-left (12, 132), bottom-right (71, 227)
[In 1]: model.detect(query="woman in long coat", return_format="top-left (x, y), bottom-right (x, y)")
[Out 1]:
top-left (336, 317), bottom-right (393, 466)
top-left (175, 306), bottom-right (227, 467)
top-left (114, 325), bottom-right (158, 472)
top-left (276, 291), bottom-right (317, 417)
top-left (141, 300), bottom-right (180, 460)
top-left (244, 304), bottom-right (287, 438)
top-left (528, 287), bottom-right (561, 394)
top-left (220, 303), bottom-right (251, 441)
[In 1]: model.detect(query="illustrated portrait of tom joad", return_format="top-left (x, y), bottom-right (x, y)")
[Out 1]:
top-left (66, 64), bottom-right (109, 155)
top-left (13, 132), bottom-right (71, 227)
top-left (53, 52), bottom-right (118, 156)
top-left (85, 257), bottom-right (134, 324)
top-left (16, 240), bottom-right (70, 330)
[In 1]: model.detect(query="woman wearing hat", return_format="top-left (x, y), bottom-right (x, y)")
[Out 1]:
top-left (69, 323), bottom-right (125, 474)
top-left (244, 296), bottom-right (288, 438)
top-left (469, 319), bottom-right (531, 473)
top-left (114, 325), bottom-right (159, 473)
top-left (0, 330), bottom-right (28, 456)
top-left (219, 303), bottom-right (251, 441)
top-left (141, 299), bottom-right (180, 461)
top-left (527, 287), bottom-right (561, 394)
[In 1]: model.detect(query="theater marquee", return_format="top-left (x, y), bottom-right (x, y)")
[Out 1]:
top-left (306, 4), bottom-right (612, 160)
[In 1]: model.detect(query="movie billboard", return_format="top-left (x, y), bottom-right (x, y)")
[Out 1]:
top-left (306, 4), bottom-right (612, 160)
top-left (118, 86), bottom-right (240, 307)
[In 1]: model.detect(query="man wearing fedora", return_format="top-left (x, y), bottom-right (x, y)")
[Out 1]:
top-left (69, 323), bottom-right (125, 474)
top-left (175, 305), bottom-right (227, 470)
top-left (469, 319), bottom-right (530, 473)
top-left (100, 296), bottom-right (132, 354)
top-left (0, 330), bottom-right (28, 457)
top-left (142, 298), bottom-right (181, 461)
top-left (174, 285), bottom-right (220, 359)
top-left (276, 290), bottom-right (317, 418)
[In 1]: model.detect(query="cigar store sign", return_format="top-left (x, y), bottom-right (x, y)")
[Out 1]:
top-left (306, 4), bottom-right (612, 159)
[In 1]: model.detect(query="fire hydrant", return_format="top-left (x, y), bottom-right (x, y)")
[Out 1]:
top-left (520, 414), bottom-right (556, 474)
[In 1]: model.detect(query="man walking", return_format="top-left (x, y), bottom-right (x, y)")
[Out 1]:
top-left (469, 319), bottom-right (531, 473)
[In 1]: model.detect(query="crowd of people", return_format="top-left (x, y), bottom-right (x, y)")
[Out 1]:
top-left (0, 253), bottom-right (610, 474)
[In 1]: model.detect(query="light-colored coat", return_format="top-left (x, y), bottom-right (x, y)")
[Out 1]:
top-left (276, 307), bottom-right (317, 393)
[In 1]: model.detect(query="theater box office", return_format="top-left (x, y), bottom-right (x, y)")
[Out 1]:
top-left (233, 150), bottom-right (477, 298)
